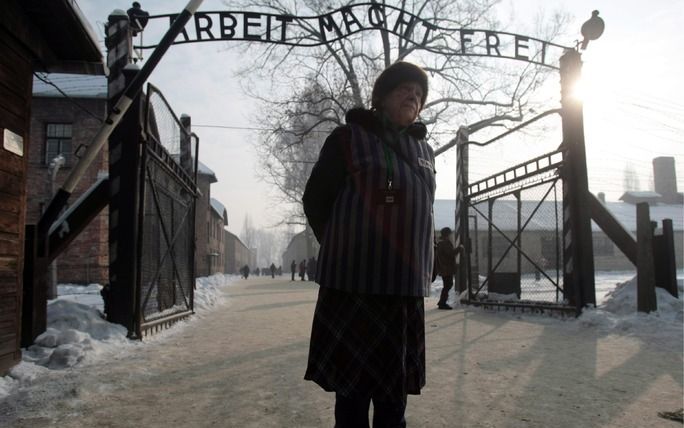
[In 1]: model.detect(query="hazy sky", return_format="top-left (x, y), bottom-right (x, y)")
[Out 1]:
top-left (76, 0), bottom-right (684, 235)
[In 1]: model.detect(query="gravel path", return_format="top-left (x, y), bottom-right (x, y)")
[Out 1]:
top-left (2, 277), bottom-right (682, 427)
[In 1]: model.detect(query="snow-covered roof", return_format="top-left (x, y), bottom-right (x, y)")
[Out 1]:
top-left (210, 198), bottom-right (228, 224)
top-left (33, 73), bottom-right (107, 98)
top-left (434, 199), bottom-right (683, 232)
top-left (619, 191), bottom-right (667, 205)
top-left (197, 160), bottom-right (217, 182)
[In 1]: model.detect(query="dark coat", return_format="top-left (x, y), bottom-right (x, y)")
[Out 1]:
top-left (303, 108), bottom-right (436, 297)
top-left (436, 238), bottom-right (457, 277)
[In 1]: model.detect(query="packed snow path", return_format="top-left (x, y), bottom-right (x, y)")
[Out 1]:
top-left (2, 276), bottom-right (682, 427)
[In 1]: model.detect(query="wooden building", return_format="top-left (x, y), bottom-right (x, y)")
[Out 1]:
top-left (0, 0), bottom-right (103, 375)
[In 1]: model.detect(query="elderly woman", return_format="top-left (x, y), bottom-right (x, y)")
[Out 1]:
top-left (303, 62), bottom-right (435, 427)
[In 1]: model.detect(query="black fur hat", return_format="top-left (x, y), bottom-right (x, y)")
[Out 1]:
top-left (371, 61), bottom-right (428, 110)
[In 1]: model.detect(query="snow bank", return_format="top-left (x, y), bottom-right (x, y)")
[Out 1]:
top-left (0, 274), bottom-right (238, 399)
top-left (579, 277), bottom-right (684, 337)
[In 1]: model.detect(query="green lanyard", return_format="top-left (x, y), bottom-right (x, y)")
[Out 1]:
top-left (383, 143), bottom-right (394, 190)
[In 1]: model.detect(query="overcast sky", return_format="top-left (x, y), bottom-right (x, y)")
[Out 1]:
top-left (76, 0), bottom-right (684, 235)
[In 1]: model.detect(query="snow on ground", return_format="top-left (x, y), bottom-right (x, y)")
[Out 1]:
top-left (0, 274), bottom-right (239, 399)
top-left (1, 271), bottom-right (682, 401)
top-left (430, 270), bottom-right (684, 341)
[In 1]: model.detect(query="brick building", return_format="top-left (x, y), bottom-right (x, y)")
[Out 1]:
top-left (27, 74), bottom-right (108, 284)
top-left (194, 161), bottom-right (217, 277)
top-left (208, 198), bottom-right (227, 275)
top-left (224, 230), bottom-right (251, 274)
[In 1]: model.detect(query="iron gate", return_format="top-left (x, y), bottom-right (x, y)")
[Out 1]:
top-left (464, 149), bottom-right (575, 313)
top-left (135, 84), bottom-right (199, 336)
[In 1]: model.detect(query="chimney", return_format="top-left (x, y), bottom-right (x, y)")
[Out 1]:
top-left (653, 157), bottom-right (682, 204)
top-left (597, 192), bottom-right (605, 203)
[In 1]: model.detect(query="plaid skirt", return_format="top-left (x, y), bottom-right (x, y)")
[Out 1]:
top-left (304, 286), bottom-right (425, 401)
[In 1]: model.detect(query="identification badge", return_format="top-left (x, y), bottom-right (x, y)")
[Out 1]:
top-left (374, 189), bottom-right (403, 206)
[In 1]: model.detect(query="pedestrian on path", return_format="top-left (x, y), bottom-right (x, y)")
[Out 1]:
top-left (307, 257), bottom-right (317, 281)
top-left (291, 260), bottom-right (296, 281)
top-left (270, 263), bottom-right (276, 278)
top-left (303, 61), bottom-right (435, 427)
top-left (436, 227), bottom-right (457, 310)
top-left (299, 259), bottom-right (307, 281)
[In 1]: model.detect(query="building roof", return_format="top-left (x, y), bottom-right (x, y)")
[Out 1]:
top-left (197, 160), bottom-right (217, 183)
top-left (210, 198), bottom-right (228, 224)
top-left (434, 199), bottom-right (683, 233)
top-left (32, 73), bottom-right (107, 98)
top-left (16, 0), bottom-right (104, 75)
top-left (225, 230), bottom-right (249, 250)
top-left (619, 191), bottom-right (664, 205)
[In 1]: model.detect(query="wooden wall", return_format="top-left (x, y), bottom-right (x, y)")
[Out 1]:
top-left (0, 33), bottom-right (32, 375)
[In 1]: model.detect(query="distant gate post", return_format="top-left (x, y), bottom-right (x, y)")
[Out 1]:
top-left (559, 49), bottom-right (596, 312)
top-left (105, 11), bottom-right (143, 335)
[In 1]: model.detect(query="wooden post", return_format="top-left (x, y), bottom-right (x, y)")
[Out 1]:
top-left (106, 12), bottom-right (142, 336)
top-left (654, 219), bottom-right (678, 298)
top-left (20, 225), bottom-right (44, 347)
top-left (559, 49), bottom-right (596, 311)
top-left (636, 203), bottom-right (657, 313)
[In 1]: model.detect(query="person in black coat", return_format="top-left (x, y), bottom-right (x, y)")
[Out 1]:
top-left (299, 259), bottom-right (307, 281)
top-left (306, 257), bottom-right (317, 281)
top-left (436, 227), bottom-right (457, 310)
top-left (303, 61), bottom-right (434, 427)
top-left (290, 260), bottom-right (296, 281)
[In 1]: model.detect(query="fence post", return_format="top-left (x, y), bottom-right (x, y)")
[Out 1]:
top-left (106, 11), bottom-right (144, 336)
top-left (455, 132), bottom-right (469, 295)
top-left (654, 219), bottom-right (678, 298)
top-left (559, 49), bottom-right (596, 312)
top-left (180, 114), bottom-right (193, 174)
top-left (636, 203), bottom-right (657, 313)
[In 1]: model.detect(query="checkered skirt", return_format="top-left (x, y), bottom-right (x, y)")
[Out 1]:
top-left (304, 286), bottom-right (425, 401)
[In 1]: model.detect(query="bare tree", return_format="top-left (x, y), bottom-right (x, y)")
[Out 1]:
top-left (623, 164), bottom-right (641, 192)
top-left (240, 213), bottom-right (257, 250)
top-left (228, 0), bottom-right (569, 224)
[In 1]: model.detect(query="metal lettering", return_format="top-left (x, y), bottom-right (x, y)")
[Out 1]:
top-left (515, 35), bottom-right (529, 60)
top-left (420, 21), bottom-right (436, 46)
top-left (195, 13), bottom-right (215, 40)
top-left (486, 31), bottom-right (501, 56)
top-left (392, 11), bottom-right (416, 38)
top-left (219, 12), bottom-right (237, 39)
top-left (341, 6), bottom-right (362, 34)
top-left (460, 30), bottom-right (474, 55)
top-left (274, 15), bottom-right (293, 42)
top-left (318, 13), bottom-right (343, 41)
top-left (368, 4), bottom-right (385, 28)
top-left (137, 5), bottom-right (568, 69)
top-left (170, 14), bottom-right (190, 42)
top-left (243, 12), bottom-right (262, 40)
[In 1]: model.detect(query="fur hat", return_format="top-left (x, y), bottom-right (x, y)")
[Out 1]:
top-left (440, 227), bottom-right (452, 237)
top-left (371, 61), bottom-right (428, 110)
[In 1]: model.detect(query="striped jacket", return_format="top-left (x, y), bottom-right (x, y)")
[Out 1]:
top-left (303, 108), bottom-right (436, 297)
